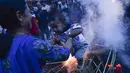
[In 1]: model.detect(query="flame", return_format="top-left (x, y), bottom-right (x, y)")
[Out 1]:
top-left (107, 64), bottom-right (112, 67)
top-left (116, 64), bottom-right (122, 68)
top-left (62, 54), bottom-right (78, 73)
top-left (107, 64), bottom-right (122, 70)
top-left (114, 67), bottom-right (117, 70)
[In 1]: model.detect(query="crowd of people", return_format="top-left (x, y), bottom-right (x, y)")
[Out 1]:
top-left (0, 0), bottom-right (93, 73)
top-left (1, 0), bottom-right (129, 73)
top-left (26, 0), bottom-right (85, 39)
top-left (25, 0), bottom-right (91, 60)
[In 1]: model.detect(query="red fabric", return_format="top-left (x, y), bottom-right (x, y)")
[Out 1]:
top-left (29, 16), bottom-right (40, 35)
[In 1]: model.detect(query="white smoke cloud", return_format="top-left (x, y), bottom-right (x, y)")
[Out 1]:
top-left (80, 0), bottom-right (130, 68)
top-left (80, 0), bottom-right (126, 50)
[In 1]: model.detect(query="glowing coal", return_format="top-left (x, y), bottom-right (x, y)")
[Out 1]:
top-left (62, 54), bottom-right (78, 73)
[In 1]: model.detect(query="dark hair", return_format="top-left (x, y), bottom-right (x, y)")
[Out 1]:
top-left (49, 12), bottom-right (71, 31)
top-left (0, 0), bottom-right (26, 59)
top-left (50, 13), bottom-right (67, 25)
top-left (0, 0), bottom-right (26, 31)
top-left (0, 6), bottom-right (24, 31)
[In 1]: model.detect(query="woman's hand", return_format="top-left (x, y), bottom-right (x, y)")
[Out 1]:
top-left (49, 34), bottom-right (62, 45)
top-left (66, 56), bottom-right (78, 73)
top-left (63, 54), bottom-right (78, 73)
top-left (83, 45), bottom-right (105, 61)
top-left (83, 50), bottom-right (91, 61)
top-left (63, 37), bottom-right (73, 49)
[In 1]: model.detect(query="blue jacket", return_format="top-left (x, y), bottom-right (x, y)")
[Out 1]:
top-left (0, 35), bottom-right (70, 73)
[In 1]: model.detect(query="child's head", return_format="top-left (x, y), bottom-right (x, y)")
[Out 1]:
top-left (49, 13), bottom-right (68, 34)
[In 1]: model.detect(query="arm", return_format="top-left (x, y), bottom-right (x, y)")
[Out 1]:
top-left (83, 45), bottom-right (105, 60)
top-left (68, 23), bottom-right (82, 38)
top-left (69, 29), bottom-right (82, 38)
top-left (33, 40), bottom-right (70, 62)
top-left (63, 37), bottom-right (73, 49)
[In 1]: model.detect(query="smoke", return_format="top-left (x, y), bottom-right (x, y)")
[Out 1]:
top-left (80, 0), bottom-right (130, 68)
top-left (80, 0), bottom-right (126, 50)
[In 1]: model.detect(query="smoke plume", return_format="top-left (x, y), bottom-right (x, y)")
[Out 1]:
top-left (80, 0), bottom-right (130, 68)
top-left (80, 0), bottom-right (125, 50)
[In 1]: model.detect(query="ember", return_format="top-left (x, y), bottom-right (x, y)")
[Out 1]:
top-left (107, 64), bottom-right (112, 67)
top-left (62, 54), bottom-right (78, 73)
top-left (116, 64), bottom-right (122, 68)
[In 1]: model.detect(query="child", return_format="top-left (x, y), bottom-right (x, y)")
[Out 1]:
top-left (49, 13), bottom-right (88, 59)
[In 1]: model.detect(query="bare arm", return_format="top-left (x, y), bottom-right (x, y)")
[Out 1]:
top-left (69, 28), bottom-right (82, 38)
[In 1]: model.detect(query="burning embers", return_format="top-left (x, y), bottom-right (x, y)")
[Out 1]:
top-left (62, 54), bottom-right (78, 73)
top-left (107, 63), bottom-right (123, 73)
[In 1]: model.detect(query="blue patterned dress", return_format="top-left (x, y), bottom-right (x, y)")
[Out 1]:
top-left (0, 34), bottom-right (70, 73)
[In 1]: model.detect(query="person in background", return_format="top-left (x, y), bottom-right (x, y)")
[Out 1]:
top-left (33, 4), bottom-right (39, 15)
top-left (25, 1), bottom-right (41, 36)
top-left (36, 1), bottom-right (42, 13)
top-left (29, 14), bottom-right (40, 36)
top-left (57, 0), bottom-right (68, 11)
top-left (27, 0), bottom-right (33, 12)
top-left (0, 0), bottom-right (71, 73)
top-left (38, 5), bottom-right (50, 40)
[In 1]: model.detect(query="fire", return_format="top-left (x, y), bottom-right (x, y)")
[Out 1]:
top-left (116, 64), bottom-right (121, 68)
top-left (107, 64), bottom-right (112, 67)
top-left (107, 63), bottom-right (123, 71)
top-left (62, 54), bottom-right (78, 73)
top-left (114, 67), bottom-right (116, 70)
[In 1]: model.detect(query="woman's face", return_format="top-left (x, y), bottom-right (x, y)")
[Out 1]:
top-left (21, 4), bottom-right (32, 31)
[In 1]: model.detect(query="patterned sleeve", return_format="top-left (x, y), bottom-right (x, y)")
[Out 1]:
top-left (72, 36), bottom-right (88, 52)
top-left (33, 40), bottom-right (70, 62)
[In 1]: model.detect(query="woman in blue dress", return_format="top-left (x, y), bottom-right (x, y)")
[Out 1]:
top-left (0, 0), bottom-right (71, 73)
